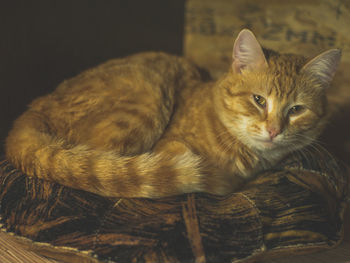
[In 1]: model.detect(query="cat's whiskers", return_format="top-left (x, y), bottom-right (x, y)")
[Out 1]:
top-left (214, 129), bottom-right (233, 141)
top-left (292, 133), bottom-right (327, 147)
top-left (282, 136), bottom-right (317, 165)
top-left (215, 130), bottom-right (237, 158)
top-left (287, 133), bottom-right (339, 170)
top-left (292, 134), bottom-right (328, 156)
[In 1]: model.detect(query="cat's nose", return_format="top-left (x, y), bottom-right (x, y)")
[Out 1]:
top-left (267, 127), bottom-right (280, 139)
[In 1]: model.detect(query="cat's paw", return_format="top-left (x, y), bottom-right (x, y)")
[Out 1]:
top-left (200, 168), bottom-right (246, 196)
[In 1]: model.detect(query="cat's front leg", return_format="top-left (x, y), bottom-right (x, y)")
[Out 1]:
top-left (200, 163), bottom-right (247, 196)
top-left (153, 140), bottom-right (242, 196)
top-left (151, 140), bottom-right (205, 196)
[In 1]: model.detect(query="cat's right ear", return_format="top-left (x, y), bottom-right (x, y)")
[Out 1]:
top-left (301, 49), bottom-right (341, 88)
top-left (232, 29), bottom-right (268, 74)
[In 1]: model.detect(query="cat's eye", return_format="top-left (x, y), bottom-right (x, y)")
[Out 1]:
top-left (288, 105), bottom-right (304, 116)
top-left (253, 95), bottom-right (266, 108)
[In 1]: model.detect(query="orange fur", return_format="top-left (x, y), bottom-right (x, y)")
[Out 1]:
top-left (5, 30), bottom-right (341, 198)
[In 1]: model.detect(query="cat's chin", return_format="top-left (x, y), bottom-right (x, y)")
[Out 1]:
top-left (259, 141), bottom-right (276, 148)
top-left (250, 138), bottom-right (281, 152)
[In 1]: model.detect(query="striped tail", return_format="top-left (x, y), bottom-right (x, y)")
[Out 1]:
top-left (5, 114), bottom-right (204, 198)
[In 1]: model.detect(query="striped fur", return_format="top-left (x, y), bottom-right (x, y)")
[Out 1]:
top-left (5, 30), bottom-right (341, 198)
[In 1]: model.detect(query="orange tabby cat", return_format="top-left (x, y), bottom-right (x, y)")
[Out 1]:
top-left (5, 29), bottom-right (341, 198)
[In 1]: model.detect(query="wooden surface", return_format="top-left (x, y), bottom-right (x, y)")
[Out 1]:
top-left (270, 241), bottom-right (350, 263)
top-left (0, 232), bottom-right (60, 263)
top-left (0, 233), bottom-right (349, 263)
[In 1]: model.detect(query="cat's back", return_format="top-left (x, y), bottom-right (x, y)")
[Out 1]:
top-left (31, 52), bottom-right (200, 112)
top-left (19, 52), bottom-right (202, 152)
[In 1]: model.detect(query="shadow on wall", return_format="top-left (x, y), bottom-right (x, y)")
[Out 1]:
top-left (320, 103), bottom-right (350, 166)
top-left (0, 0), bottom-right (186, 154)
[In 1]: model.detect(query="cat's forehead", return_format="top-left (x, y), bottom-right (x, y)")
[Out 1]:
top-left (266, 52), bottom-right (306, 75)
top-left (264, 54), bottom-right (307, 100)
top-left (265, 72), bottom-right (298, 101)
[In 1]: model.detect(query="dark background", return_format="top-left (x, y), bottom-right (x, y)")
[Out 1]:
top-left (0, 0), bottom-right (185, 154)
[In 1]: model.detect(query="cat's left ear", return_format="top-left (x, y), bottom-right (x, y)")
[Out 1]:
top-left (301, 49), bottom-right (342, 87)
top-left (232, 29), bottom-right (268, 74)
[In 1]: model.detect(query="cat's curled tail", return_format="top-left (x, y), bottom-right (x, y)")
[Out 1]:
top-left (5, 52), bottom-right (209, 198)
top-left (5, 110), bottom-right (204, 198)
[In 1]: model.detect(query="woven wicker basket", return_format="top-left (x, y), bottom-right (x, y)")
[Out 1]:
top-left (0, 147), bottom-right (348, 263)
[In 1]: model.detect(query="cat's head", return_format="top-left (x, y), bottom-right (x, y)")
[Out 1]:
top-left (215, 29), bottom-right (341, 156)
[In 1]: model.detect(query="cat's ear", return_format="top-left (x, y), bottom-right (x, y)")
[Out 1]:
top-left (301, 49), bottom-right (341, 87)
top-left (232, 29), bottom-right (268, 74)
